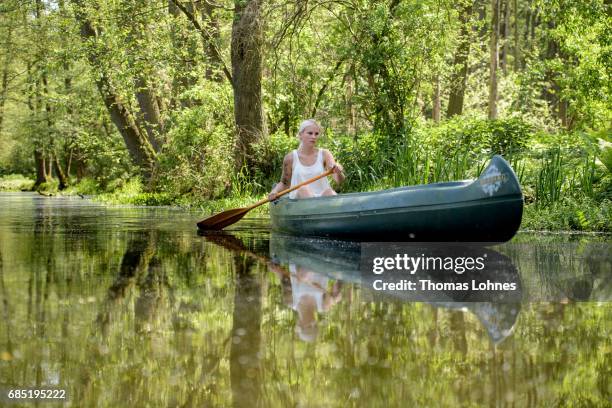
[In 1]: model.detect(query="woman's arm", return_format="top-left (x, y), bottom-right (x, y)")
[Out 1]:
top-left (268, 153), bottom-right (293, 200)
top-left (323, 149), bottom-right (345, 184)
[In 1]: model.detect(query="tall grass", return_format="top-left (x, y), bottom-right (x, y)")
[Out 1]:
top-left (353, 143), bottom-right (480, 191)
top-left (535, 149), bottom-right (564, 207)
top-left (394, 143), bottom-right (477, 186)
top-left (507, 155), bottom-right (526, 185)
top-left (534, 150), bottom-right (602, 208)
top-left (569, 154), bottom-right (597, 198)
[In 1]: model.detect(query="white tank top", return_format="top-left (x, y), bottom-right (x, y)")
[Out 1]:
top-left (289, 149), bottom-right (331, 199)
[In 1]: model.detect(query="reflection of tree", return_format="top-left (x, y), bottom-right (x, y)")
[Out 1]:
top-left (72, 234), bottom-right (156, 401)
top-left (0, 249), bottom-right (16, 384)
top-left (96, 234), bottom-right (156, 335)
top-left (230, 253), bottom-right (262, 408)
top-left (134, 256), bottom-right (171, 334)
top-left (449, 310), bottom-right (467, 355)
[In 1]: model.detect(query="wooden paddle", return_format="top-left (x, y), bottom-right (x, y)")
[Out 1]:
top-left (197, 166), bottom-right (336, 230)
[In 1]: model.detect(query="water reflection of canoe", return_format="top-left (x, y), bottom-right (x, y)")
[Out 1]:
top-left (270, 155), bottom-right (523, 242)
top-left (270, 233), bottom-right (522, 344)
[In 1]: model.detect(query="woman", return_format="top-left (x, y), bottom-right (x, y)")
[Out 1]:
top-left (268, 119), bottom-right (345, 200)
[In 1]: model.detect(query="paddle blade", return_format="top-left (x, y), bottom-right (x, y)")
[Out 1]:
top-left (196, 207), bottom-right (249, 230)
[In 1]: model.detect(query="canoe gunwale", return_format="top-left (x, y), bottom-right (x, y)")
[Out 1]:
top-left (272, 195), bottom-right (523, 221)
top-left (275, 179), bottom-right (475, 203)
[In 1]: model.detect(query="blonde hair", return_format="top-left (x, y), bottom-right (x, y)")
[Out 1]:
top-left (296, 119), bottom-right (322, 138)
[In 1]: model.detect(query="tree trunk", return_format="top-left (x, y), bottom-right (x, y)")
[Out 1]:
top-left (513, 0), bottom-right (520, 70)
top-left (311, 57), bottom-right (345, 118)
top-left (101, 84), bottom-right (157, 174)
top-left (531, 7), bottom-right (538, 43)
top-left (74, 150), bottom-right (86, 180)
top-left (200, 2), bottom-right (223, 82)
top-left (53, 155), bottom-right (68, 190)
top-left (524, 4), bottom-right (531, 50)
top-left (31, 1), bottom-right (50, 190)
top-left (0, 23), bottom-right (12, 134)
top-left (433, 74), bottom-right (441, 122)
top-left (447, 0), bottom-right (474, 117)
top-left (59, 0), bottom-right (77, 177)
top-left (42, 72), bottom-right (67, 189)
top-left (477, 0), bottom-right (488, 53)
top-left (168, 0), bottom-right (198, 107)
top-left (346, 64), bottom-right (356, 136)
top-left (231, 0), bottom-right (265, 171)
top-left (34, 150), bottom-right (47, 188)
top-left (65, 149), bottom-right (73, 178)
top-left (500, 0), bottom-right (509, 74)
top-left (135, 76), bottom-right (163, 152)
top-left (125, 2), bottom-right (165, 153)
top-left (72, 1), bottom-right (157, 178)
top-left (543, 20), bottom-right (560, 119)
top-left (169, 0), bottom-right (232, 84)
top-left (47, 154), bottom-right (52, 180)
top-left (488, 0), bottom-right (500, 120)
top-left (0, 64), bottom-right (8, 135)
top-left (559, 99), bottom-right (569, 128)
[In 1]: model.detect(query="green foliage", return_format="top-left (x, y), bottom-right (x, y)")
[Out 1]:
top-left (330, 132), bottom-right (390, 190)
top-left (539, 0), bottom-right (611, 129)
top-left (0, 174), bottom-right (34, 191)
top-left (95, 178), bottom-right (173, 206)
top-left (252, 131), bottom-right (297, 192)
top-left (535, 149), bottom-right (564, 207)
top-left (596, 137), bottom-right (612, 174)
top-left (424, 116), bottom-right (533, 157)
top-left (37, 179), bottom-right (59, 194)
top-left (569, 155), bottom-right (597, 198)
top-left (522, 197), bottom-right (612, 232)
top-left (65, 177), bottom-right (99, 195)
top-left (154, 82), bottom-right (235, 200)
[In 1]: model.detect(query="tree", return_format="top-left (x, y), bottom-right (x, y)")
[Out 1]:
top-left (72, 0), bottom-right (158, 178)
top-left (447, 0), bottom-right (475, 117)
top-left (0, 16), bottom-right (13, 134)
top-left (488, 0), bottom-right (500, 119)
top-left (231, 0), bottom-right (265, 171)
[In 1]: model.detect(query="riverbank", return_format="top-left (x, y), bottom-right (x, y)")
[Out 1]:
top-left (2, 174), bottom-right (610, 232)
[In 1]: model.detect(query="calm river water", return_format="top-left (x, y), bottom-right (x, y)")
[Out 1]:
top-left (0, 193), bottom-right (609, 407)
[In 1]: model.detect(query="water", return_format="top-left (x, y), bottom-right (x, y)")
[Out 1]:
top-left (0, 192), bottom-right (609, 407)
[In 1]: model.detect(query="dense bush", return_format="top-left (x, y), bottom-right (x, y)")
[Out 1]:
top-left (153, 83), bottom-right (235, 200)
top-left (421, 116), bottom-right (533, 157)
top-left (0, 174), bottom-right (34, 191)
top-left (252, 131), bottom-right (298, 193)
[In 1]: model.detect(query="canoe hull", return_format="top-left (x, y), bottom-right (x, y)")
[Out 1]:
top-left (270, 155), bottom-right (524, 242)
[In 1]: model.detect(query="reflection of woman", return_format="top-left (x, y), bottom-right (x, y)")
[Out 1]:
top-left (269, 261), bottom-right (342, 342)
top-left (290, 265), bottom-right (343, 342)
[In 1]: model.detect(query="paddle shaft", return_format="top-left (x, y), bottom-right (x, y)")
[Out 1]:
top-left (196, 166), bottom-right (337, 230)
top-left (246, 166), bottom-right (336, 210)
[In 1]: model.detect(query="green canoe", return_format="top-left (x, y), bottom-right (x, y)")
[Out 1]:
top-left (270, 155), bottom-right (523, 242)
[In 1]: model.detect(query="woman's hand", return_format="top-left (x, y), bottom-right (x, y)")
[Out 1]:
top-left (268, 192), bottom-right (278, 201)
top-left (331, 162), bottom-right (345, 184)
